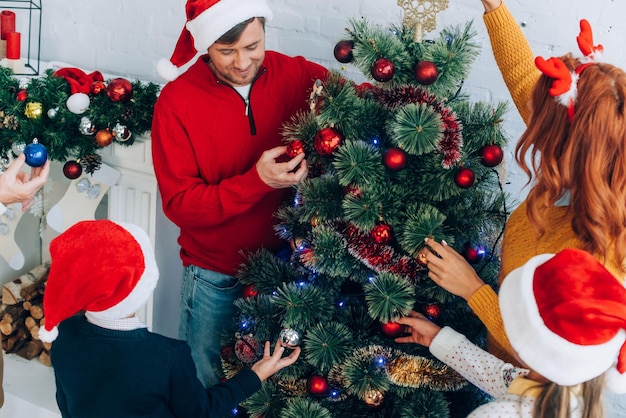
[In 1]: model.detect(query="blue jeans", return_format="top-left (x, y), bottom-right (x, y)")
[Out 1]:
top-left (178, 265), bottom-right (241, 388)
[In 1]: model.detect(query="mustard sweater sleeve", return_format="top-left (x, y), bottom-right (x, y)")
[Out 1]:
top-left (467, 284), bottom-right (512, 352)
top-left (483, 2), bottom-right (539, 125)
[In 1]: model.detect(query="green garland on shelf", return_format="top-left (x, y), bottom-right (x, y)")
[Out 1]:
top-left (0, 66), bottom-right (160, 163)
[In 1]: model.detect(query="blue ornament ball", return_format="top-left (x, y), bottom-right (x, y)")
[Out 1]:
top-left (23, 139), bottom-right (48, 167)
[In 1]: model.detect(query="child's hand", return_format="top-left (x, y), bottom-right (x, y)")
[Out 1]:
top-left (394, 310), bottom-right (441, 347)
top-left (251, 340), bottom-right (301, 382)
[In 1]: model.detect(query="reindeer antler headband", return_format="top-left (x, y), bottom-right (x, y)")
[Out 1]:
top-left (534, 19), bottom-right (604, 122)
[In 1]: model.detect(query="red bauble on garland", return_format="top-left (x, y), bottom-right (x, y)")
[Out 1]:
top-left (234, 335), bottom-right (262, 363)
top-left (383, 147), bottom-right (407, 171)
top-left (16, 89), bottom-right (27, 101)
top-left (479, 144), bottom-right (504, 167)
top-left (91, 80), bottom-right (107, 95)
top-left (380, 321), bottom-right (404, 338)
top-left (307, 374), bottom-right (330, 396)
top-left (286, 139), bottom-right (305, 157)
top-left (62, 160), bottom-right (83, 179)
top-left (314, 127), bottom-right (343, 155)
top-left (106, 77), bottom-right (133, 102)
top-left (371, 222), bottom-right (392, 244)
top-left (463, 242), bottom-right (485, 264)
top-left (423, 303), bottom-right (442, 320)
top-left (333, 40), bottom-right (354, 63)
top-left (414, 60), bottom-right (439, 85)
top-left (454, 167), bottom-right (475, 188)
top-left (370, 57), bottom-right (395, 82)
top-left (242, 284), bottom-right (258, 299)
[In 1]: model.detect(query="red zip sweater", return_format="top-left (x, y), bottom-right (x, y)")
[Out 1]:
top-left (152, 52), bottom-right (328, 275)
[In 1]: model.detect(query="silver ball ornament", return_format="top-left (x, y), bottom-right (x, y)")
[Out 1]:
top-left (79, 116), bottom-right (96, 136)
top-left (113, 123), bottom-right (132, 142)
top-left (47, 107), bottom-right (58, 119)
top-left (279, 328), bottom-right (302, 348)
top-left (11, 141), bottom-right (25, 155)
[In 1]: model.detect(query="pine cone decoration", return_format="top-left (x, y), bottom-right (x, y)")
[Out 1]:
top-left (80, 153), bottom-right (102, 175)
top-left (120, 107), bottom-right (135, 121)
top-left (3, 114), bottom-right (18, 130)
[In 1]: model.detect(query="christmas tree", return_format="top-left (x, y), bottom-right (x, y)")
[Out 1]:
top-left (220, 4), bottom-right (510, 417)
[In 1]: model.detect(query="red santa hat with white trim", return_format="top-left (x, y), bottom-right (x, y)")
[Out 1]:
top-left (500, 248), bottom-right (626, 392)
top-left (39, 220), bottom-right (159, 343)
top-left (157, 0), bottom-right (273, 82)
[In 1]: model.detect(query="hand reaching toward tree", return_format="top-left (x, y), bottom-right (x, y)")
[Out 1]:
top-left (251, 340), bottom-right (301, 382)
top-left (422, 238), bottom-right (486, 301)
top-left (394, 311), bottom-right (441, 347)
top-left (256, 146), bottom-right (308, 189)
top-left (0, 153), bottom-right (50, 212)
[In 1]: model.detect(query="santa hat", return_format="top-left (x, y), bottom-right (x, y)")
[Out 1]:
top-left (500, 248), bottom-right (626, 392)
top-left (39, 220), bottom-right (159, 343)
top-left (157, 0), bottom-right (273, 82)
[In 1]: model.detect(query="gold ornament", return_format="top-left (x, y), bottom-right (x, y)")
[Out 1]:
top-left (24, 102), bottom-right (43, 120)
top-left (397, 0), bottom-right (449, 42)
top-left (363, 389), bottom-right (384, 407)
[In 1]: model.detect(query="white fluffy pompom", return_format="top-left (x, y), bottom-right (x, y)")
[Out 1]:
top-left (157, 58), bottom-right (180, 82)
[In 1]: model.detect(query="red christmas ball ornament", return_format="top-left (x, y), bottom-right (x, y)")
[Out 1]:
top-left (344, 183), bottom-right (362, 198)
top-left (414, 60), bottom-right (439, 85)
top-left (314, 127), bottom-right (343, 155)
top-left (220, 345), bottom-right (236, 362)
top-left (333, 40), bottom-right (354, 63)
top-left (62, 160), bottom-right (83, 180)
top-left (370, 57), bottom-right (395, 82)
top-left (106, 77), bottom-right (133, 102)
top-left (286, 139), bottom-right (305, 158)
top-left (307, 374), bottom-right (330, 396)
top-left (479, 144), bottom-right (504, 167)
top-left (463, 242), bottom-right (486, 264)
top-left (371, 222), bottom-right (392, 244)
top-left (423, 303), bottom-right (442, 320)
top-left (16, 89), bottom-right (27, 101)
top-left (454, 167), bottom-right (475, 188)
top-left (380, 321), bottom-right (404, 338)
top-left (242, 284), bottom-right (258, 299)
top-left (234, 335), bottom-right (262, 363)
top-left (91, 80), bottom-right (107, 95)
top-left (383, 147), bottom-right (407, 171)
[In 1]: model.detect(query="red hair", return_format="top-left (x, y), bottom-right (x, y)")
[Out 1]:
top-left (516, 54), bottom-right (626, 274)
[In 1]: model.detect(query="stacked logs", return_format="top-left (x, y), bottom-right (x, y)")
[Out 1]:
top-left (0, 263), bottom-right (51, 366)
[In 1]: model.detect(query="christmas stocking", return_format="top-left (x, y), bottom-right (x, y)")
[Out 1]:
top-left (0, 204), bottom-right (26, 269)
top-left (46, 163), bottom-right (121, 233)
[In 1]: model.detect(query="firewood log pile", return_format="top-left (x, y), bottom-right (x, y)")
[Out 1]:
top-left (0, 263), bottom-right (51, 366)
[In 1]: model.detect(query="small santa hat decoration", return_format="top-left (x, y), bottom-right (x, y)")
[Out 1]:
top-left (39, 220), bottom-right (159, 343)
top-left (157, 0), bottom-right (273, 82)
top-left (500, 248), bottom-right (626, 392)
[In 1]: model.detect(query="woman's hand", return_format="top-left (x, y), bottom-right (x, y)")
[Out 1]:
top-left (481, 0), bottom-right (502, 13)
top-left (423, 238), bottom-right (485, 301)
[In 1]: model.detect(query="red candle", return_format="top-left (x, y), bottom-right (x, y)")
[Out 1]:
top-left (0, 11), bottom-right (15, 41)
top-left (6, 32), bottom-right (19, 59)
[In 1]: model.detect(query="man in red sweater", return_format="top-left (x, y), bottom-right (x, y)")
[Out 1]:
top-left (152, 0), bottom-right (328, 389)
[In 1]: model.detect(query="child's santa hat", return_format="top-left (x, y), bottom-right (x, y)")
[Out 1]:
top-left (157, 0), bottom-right (273, 82)
top-left (39, 220), bottom-right (159, 343)
top-left (500, 248), bottom-right (626, 392)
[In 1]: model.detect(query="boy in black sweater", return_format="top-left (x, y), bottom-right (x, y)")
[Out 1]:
top-left (40, 220), bottom-right (299, 417)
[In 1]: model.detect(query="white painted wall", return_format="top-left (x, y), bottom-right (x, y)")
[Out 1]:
top-left (37, 0), bottom-right (626, 202)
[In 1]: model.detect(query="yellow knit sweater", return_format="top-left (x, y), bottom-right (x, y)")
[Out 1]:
top-left (467, 2), bottom-right (625, 364)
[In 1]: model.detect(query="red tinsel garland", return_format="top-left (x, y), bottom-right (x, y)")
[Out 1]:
top-left (340, 223), bottom-right (427, 282)
top-left (372, 85), bottom-right (463, 168)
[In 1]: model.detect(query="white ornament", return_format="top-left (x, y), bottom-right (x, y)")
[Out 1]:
top-left (66, 93), bottom-right (90, 114)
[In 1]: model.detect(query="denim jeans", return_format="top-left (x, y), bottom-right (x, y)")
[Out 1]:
top-left (178, 265), bottom-right (241, 388)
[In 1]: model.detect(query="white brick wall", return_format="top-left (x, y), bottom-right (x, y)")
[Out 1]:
top-left (36, 0), bottom-right (626, 202)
